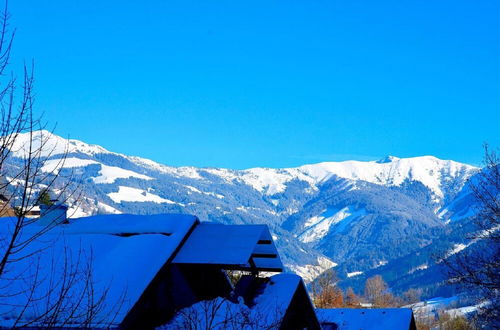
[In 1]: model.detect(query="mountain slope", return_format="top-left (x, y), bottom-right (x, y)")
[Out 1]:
top-left (4, 130), bottom-right (480, 284)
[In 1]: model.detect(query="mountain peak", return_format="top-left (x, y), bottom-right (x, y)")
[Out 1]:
top-left (7, 131), bottom-right (479, 200)
top-left (376, 155), bottom-right (400, 163)
top-left (9, 130), bottom-right (110, 158)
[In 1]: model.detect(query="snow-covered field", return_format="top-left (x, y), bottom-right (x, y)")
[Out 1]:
top-left (108, 186), bottom-right (181, 205)
top-left (410, 296), bottom-right (485, 319)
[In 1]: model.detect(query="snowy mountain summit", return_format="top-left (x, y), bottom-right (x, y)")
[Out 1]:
top-left (242, 155), bottom-right (477, 199)
top-left (11, 131), bottom-right (477, 201)
top-left (376, 155), bottom-right (400, 163)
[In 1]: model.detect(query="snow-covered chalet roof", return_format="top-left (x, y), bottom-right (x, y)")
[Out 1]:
top-left (173, 223), bottom-right (283, 272)
top-left (0, 213), bottom-right (198, 327)
top-left (316, 308), bottom-right (416, 330)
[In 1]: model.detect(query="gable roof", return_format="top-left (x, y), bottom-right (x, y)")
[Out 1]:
top-left (316, 308), bottom-right (416, 330)
top-left (0, 213), bottom-right (198, 327)
top-left (173, 223), bottom-right (282, 272)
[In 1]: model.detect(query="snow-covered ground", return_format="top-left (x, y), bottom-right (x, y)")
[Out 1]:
top-left (346, 271), bottom-right (363, 278)
top-left (9, 130), bottom-right (108, 158)
top-left (184, 185), bottom-right (224, 199)
top-left (408, 263), bottom-right (429, 274)
top-left (410, 296), bottom-right (485, 319)
top-left (108, 186), bottom-right (181, 205)
top-left (41, 157), bottom-right (152, 183)
top-left (286, 256), bottom-right (337, 282)
top-left (410, 296), bottom-right (459, 315)
top-left (298, 207), bottom-right (367, 243)
top-left (41, 157), bottom-right (98, 172)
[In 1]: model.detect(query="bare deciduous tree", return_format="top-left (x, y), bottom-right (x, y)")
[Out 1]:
top-left (0, 2), bottom-right (117, 327)
top-left (402, 288), bottom-right (422, 306)
top-left (363, 275), bottom-right (396, 307)
top-left (169, 297), bottom-right (283, 330)
top-left (345, 287), bottom-right (361, 307)
top-left (444, 145), bottom-right (499, 325)
top-left (311, 269), bottom-right (344, 308)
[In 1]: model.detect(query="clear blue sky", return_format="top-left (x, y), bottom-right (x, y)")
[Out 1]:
top-left (9, 0), bottom-right (500, 168)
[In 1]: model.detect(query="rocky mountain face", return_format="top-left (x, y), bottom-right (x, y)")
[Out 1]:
top-left (4, 131), bottom-right (481, 288)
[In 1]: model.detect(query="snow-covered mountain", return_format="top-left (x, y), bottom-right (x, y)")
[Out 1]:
top-left (241, 155), bottom-right (474, 199)
top-left (4, 130), bottom-right (481, 286)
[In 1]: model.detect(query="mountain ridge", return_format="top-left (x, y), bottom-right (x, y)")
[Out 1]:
top-left (4, 130), bottom-right (482, 287)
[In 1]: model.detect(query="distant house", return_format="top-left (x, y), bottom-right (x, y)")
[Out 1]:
top-left (316, 308), bottom-right (417, 330)
top-left (39, 202), bottom-right (69, 225)
top-left (7, 205), bottom-right (41, 218)
top-left (0, 194), bottom-right (15, 217)
top-left (0, 213), bottom-right (320, 329)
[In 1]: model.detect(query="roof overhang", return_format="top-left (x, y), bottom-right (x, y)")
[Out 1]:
top-left (173, 223), bottom-right (283, 272)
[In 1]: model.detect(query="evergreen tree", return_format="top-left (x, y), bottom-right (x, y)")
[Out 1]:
top-left (39, 189), bottom-right (53, 206)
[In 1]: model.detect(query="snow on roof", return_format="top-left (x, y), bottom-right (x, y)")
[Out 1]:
top-left (165, 274), bottom-right (304, 329)
top-left (65, 213), bottom-right (197, 235)
top-left (173, 223), bottom-right (282, 271)
top-left (164, 297), bottom-right (252, 329)
top-left (252, 274), bottom-right (301, 320)
top-left (316, 308), bottom-right (415, 330)
top-left (0, 213), bottom-right (198, 327)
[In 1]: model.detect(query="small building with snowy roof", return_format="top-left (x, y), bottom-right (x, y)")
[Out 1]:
top-left (316, 308), bottom-right (417, 330)
top-left (0, 213), bottom-right (321, 329)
